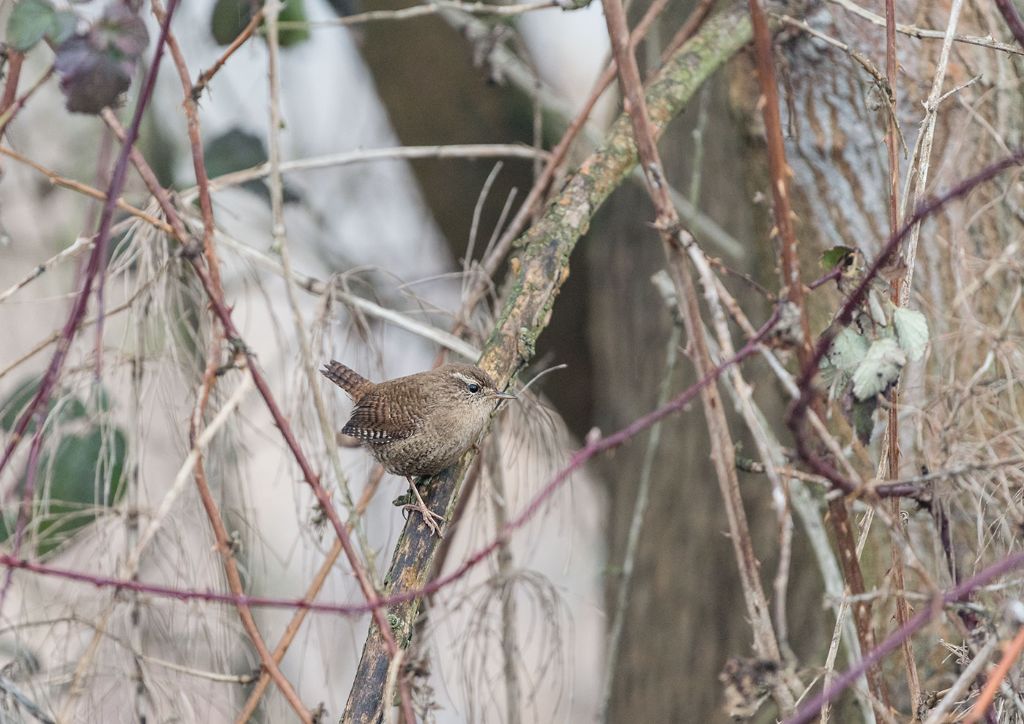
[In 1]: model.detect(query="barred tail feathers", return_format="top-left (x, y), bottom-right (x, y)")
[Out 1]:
top-left (320, 360), bottom-right (373, 399)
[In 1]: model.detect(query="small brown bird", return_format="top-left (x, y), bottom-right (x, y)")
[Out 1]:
top-left (321, 360), bottom-right (515, 535)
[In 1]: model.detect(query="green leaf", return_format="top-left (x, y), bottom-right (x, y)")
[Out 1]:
top-left (204, 128), bottom-right (302, 203)
top-left (35, 427), bottom-right (127, 555)
top-left (47, 9), bottom-right (78, 44)
top-left (6, 0), bottom-right (56, 51)
top-left (209, 0), bottom-right (309, 47)
top-left (849, 397), bottom-right (878, 444)
top-left (0, 376), bottom-right (43, 432)
top-left (867, 288), bottom-right (890, 327)
top-left (826, 328), bottom-right (869, 374)
top-left (893, 307), bottom-right (929, 361)
top-left (0, 376), bottom-right (88, 433)
top-left (278, 0), bottom-right (310, 47)
top-left (210, 0), bottom-right (253, 46)
top-left (852, 337), bottom-right (906, 401)
top-left (821, 245), bottom-right (854, 270)
top-left (204, 128), bottom-right (268, 177)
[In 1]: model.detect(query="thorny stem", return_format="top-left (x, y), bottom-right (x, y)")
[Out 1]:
top-left (787, 147), bottom-right (1024, 497)
top-left (102, 83), bottom-right (405, 722)
top-left (993, 0), bottom-right (1024, 49)
top-left (744, 7), bottom-right (891, 708)
top-left (0, 64), bottom-right (53, 139)
top-left (0, 146), bottom-right (173, 233)
top-left (880, 0), bottom-right (921, 709)
top-left (0, 308), bottom-right (784, 617)
top-left (149, 0), bottom-right (225, 296)
top-left (189, 360), bottom-right (311, 722)
top-left (0, 50), bottom-right (24, 119)
top-left (748, 0), bottom-right (809, 352)
top-left (602, 0), bottom-right (793, 712)
top-left (262, 0), bottom-right (406, 716)
top-left (786, 550), bottom-right (1024, 724)
top-left (743, 15), bottom-right (890, 704)
top-left (192, 7), bottom-right (266, 100)
top-left (0, 0), bottom-right (180, 565)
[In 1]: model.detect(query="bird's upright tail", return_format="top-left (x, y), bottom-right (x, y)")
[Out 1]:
top-left (320, 360), bottom-right (373, 399)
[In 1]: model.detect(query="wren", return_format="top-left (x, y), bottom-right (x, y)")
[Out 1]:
top-left (321, 360), bottom-right (515, 535)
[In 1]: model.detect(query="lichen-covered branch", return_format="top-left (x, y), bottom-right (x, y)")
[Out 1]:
top-left (342, 3), bottom-right (756, 721)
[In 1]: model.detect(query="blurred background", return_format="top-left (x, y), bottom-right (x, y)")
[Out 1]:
top-left (1, 0), bottom-right (1023, 720)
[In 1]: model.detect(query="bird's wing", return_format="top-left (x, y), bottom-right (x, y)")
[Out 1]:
top-left (342, 381), bottom-right (433, 442)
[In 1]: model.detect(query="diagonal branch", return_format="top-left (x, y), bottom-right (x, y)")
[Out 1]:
top-left (0, 0), bottom-right (181, 619)
top-left (342, 3), bottom-right (760, 721)
top-left (601, 0), bottom-right (793, 712)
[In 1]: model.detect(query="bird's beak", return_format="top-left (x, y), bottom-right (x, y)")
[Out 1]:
top-left (495, 391), bottom-right (517, 400)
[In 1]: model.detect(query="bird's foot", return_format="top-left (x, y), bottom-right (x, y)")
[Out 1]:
top-left (397, 478), bottom-right (445, 538)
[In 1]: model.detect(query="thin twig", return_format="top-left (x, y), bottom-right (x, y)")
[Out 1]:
top-left (879, 0), bottom-right (921, 709)
top-left (0, 146), bottom-right (173, 232)
top-left (0, 236), bottom-right (93, 305)
top-left (922, 639), bottom-right (997, 724)
top-left (189, 145), bottom-right (550, 200)
top-left (599, 322), bottom-right (681, 721)
top-left (993, 0), bottom-right (1024, 47)
top-left (235, 540), bottom-right (342, 721)
top-left (0, 0), bottom-right (179, 551)
top-left (192, 7), bottom-right (266, 99)
top-left (827, 0), bottom-right (1023, 56)
top-left (601, 0), bottom-right (792, 712)
top-left (280, 0), bottom-right (557, 28)
top-left (897, 0), bottom-right (965, 305)
top-left (964, 627), bottom-right (1024, 723)
top-left (264, 0), bottom-right (404, 715)
top-left (787, 552), bottom-right (1024, 723)
top-left (188, 367), bottom-right (312, 722)
top-left (0, 65), bottom-right (54, 138)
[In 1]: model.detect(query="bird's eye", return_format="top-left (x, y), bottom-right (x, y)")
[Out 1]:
top-left (467, 383), bottom-right (481, 393)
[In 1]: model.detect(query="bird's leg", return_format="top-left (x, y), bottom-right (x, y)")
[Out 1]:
top-left (401, 476), bottom-right (445, 537)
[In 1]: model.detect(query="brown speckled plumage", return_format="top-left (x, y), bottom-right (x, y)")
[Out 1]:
top-left (320, 360), bottom-right (512, 477)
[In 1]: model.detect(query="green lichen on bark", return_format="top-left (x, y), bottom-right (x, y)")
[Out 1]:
top-left (342, 5), bottom-right (757, 722)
